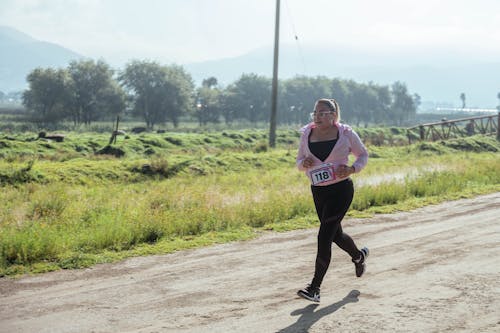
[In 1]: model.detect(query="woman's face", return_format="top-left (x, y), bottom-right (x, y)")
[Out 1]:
top-left (312, 102), bottom-right (336, 127)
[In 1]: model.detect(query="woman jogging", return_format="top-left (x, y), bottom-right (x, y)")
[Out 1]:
top-left (296, 98), bottom-right (369, 303)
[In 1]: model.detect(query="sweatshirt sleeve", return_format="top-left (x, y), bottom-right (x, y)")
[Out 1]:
top-left (296, 125), bottom-right (310, 171)
top-left (349, 129), bottom-right (368, 173)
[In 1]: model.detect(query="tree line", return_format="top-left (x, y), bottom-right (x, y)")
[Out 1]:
top-left (22, 59), bottom-right (421, 128)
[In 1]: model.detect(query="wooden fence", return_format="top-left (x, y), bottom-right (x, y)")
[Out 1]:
top-left (407, 112), bottom-right (500, 144)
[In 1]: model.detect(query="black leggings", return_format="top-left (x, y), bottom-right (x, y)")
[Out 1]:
top-left (310, 179), bottom-right (361, 288)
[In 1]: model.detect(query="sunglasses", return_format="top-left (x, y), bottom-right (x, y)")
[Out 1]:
top-left (310, 111), bottom-right (334, 119)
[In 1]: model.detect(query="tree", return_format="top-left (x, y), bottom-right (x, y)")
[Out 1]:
top-left (225, 74), bottom-right (271, 125)
top-left (5, 91), bottom-right (24, 104)
top-left (218, 89), bottom-right (238, 124)
top-left (412, 93), bottom-right (421, 110)
top-left (460, 93), bottom-right (466, 109)
top-left (196, 77), bottom-right (221, 126)
top-left (119, 60), bottom-right (193, 128)
top-left (497, 92), bottom-right (500, 112)
top-left (99, 80), bottom-right (127, 121)
top-left (339, 80), bottom-right (361, 124)
top-left (119, 60), bottom-right (167, 128)
top-left (281, 76), bottom-right (330, 124)
top-left (348, 82), bottom-right (380, 126)
top-left (23, 67), bottom-right (72, 123)
top-left (390, 81), bottom-right (416, 126)
top-left (162, 65), bottom-right (195, 127)
top-left (372, 85), bottom-right (392, 125)
top-left (202, 77), bottom-right (218, 89)
top-left (68, 59), bottom-right (121, 125)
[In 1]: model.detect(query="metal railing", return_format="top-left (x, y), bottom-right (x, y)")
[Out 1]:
top-left (406, 112), bottom-right (500, 144)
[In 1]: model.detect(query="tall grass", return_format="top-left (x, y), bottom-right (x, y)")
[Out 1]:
top-left (1, 150), bottom-right (499, 275)
top-left (0, 131), bottom-right (499, 276)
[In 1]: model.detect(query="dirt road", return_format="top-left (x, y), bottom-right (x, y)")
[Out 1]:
top-left (1, 192), bottom-right (499, 333)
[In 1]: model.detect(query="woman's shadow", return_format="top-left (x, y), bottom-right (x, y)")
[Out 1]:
top-left (276, 289), bottom-right (360, 333)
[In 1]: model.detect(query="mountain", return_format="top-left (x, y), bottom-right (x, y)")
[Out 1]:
top-left (2, 25), bottom-right (498, 109)
top-left (0, 26), bottom-right (84, 93)
top-left (185, 44), bottom-right (500, 109)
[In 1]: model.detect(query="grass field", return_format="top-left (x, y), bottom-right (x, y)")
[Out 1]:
top-left (1, 127), bottom-right (499, 276)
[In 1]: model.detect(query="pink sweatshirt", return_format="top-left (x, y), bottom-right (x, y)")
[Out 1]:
top-left (296, 122), bottom-right (368, 186)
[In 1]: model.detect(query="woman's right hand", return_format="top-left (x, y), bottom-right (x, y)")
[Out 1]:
top-left (302, 157), bottom-right (314, 169)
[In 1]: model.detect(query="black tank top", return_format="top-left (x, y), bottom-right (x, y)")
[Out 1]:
top-left (309, 138), bottom-right (337, 161)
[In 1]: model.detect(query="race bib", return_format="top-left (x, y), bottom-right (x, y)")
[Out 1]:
top-left (308, 163), bottom-right (336, 185)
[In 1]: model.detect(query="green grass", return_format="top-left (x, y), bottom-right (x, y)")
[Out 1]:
top-left (0, 129), bottom-right (499, 277)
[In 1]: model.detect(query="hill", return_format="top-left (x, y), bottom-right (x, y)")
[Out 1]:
top-left (0, 26), bottom-right (84, 93)
top-left (1, 25), bottom-right (499, 109)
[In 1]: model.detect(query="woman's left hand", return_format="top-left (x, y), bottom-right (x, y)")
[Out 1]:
top-left (336, 164), bottom-right (355, 178)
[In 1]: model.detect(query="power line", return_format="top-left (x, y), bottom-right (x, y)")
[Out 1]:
top-left (284, 0), bottom-right (307, 75)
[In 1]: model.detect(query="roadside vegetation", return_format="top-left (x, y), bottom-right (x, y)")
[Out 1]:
top-left (0, 128), bottom-right (499, 277)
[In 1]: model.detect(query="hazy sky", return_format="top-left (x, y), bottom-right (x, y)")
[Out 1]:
top-left (1, 0), bottom-right (500, 66)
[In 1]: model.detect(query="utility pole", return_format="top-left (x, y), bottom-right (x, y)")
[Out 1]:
top-left (269, 0), bottom-right (280, 148)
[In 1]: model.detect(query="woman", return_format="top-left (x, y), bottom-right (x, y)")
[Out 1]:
top-left (296, 98), bottom-right (369, 303)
